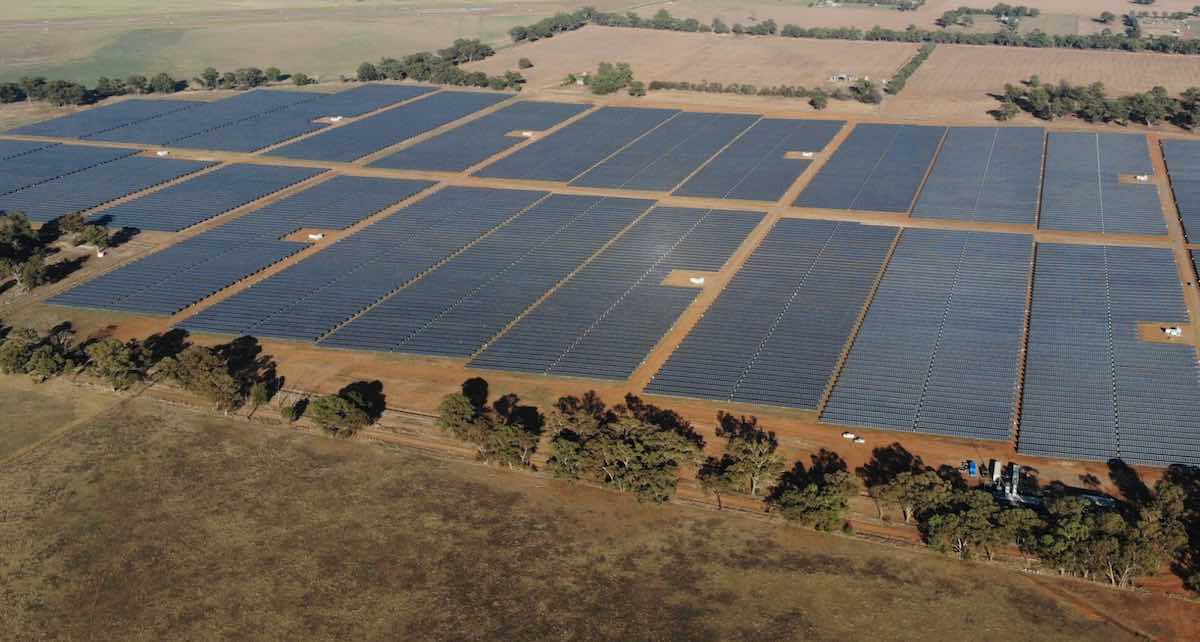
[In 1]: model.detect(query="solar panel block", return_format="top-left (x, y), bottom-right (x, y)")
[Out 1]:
top-left (181, 186), bottom-right (547, 340)
top-left (371, 101), bottom-right (590, 172)
top-left (1163, 138), bottom-right (1200, 240)
top-left (570, 112), bottom-right (759, 191)
top-left (475, 106), bottom-right (680, 182)
top-left (6, 99), bottom-right (201, 138)
top-left (1040, 132), bottom-right (1165, 234)
top-left (51, 176), bottom-right (433, 315)
top-left (0, 144), bottom-right (135, 196)
top-left (674, 118), bottom-right (844, 201)
top-left (0, 140), bottom-right (57, 161)
top-left (0, 156), bottom-right (214, 223)
top-left (268, 90), bottom-right (511, 162)
top-left (1019, 244), bottom-right (1200, 466)
top-left (794, 124), bottom-right (945, 213)
top-left (90, 163), bottom-right (326, 231)
top-left (470, 207), bottom-right (763, 380)
top-left (646, 218), bottom-right (895, 408)
top-left (91, 90), bottom-right (319, 146)
top-left (322, 194), bottom-right (654, 355)
top-left (172, 84), bottom-right (436, 153)
top-left (912, 126), bottom-right (1045, 224)
top-left (822, 229), bottom-right (1031, 441)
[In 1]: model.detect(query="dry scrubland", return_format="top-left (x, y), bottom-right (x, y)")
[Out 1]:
top-left (469, 26), bottom-right (917, 90)
top-left (3, 391), bottom-right (1197, 640)
top-left (886, 44), bottom-right (1200, 119)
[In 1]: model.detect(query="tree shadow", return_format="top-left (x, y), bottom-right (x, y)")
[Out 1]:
top-left (215, 335), bottom-right (277, 390)
top-left (338, 380), bottom-right (386, 422)
top-left (1108, 458), bottom-right (1151, 506)
top-left (109, 227), bottom-right (139, 248)
top-left (936, 464), bottom-right (967, 491)
top-left (769, 449), bottom-right (848, 503)
top-left (141, 328), bottom-right (190, 365)
top-left (618, 393), bottom-right (704, 449)
top-left (856, 442), bottom-right (928, 488)
top-left (461, 376), bottom-right (489, 409)
top-left (46, 256), bottom-right (86, 283)
top-left (492, 392), bottom-right (544, 436)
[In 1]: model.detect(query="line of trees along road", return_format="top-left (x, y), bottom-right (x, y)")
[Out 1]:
top-left (993, 77), bottom-right (1200, 129)
top-left (354, 38), bottom-right (525, 91)
top-left (1, 65), bottom-right (300, 108)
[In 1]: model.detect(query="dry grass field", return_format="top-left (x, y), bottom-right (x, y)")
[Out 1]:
top-left (3, 390), bottom-right (1196, 640)
top-left (885, 44), bottom-right (1200, 120)
top-left (468, 25), bottom-right (918, 90)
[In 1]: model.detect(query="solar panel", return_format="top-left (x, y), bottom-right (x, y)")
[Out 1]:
top-left (912, 126), bottom-right (1045, 224)
top-left (181, 186), bottom-right (547, 340)
top-left (91, 90), bottom-right (319, 146)
top-left (475, 106), bottom-right (680, 182)
top-left (89, 163), bottom-right (326, 231)
top-left (1163, 138), bottom-right (1200, 240)
top-left (267, 90), bottom-right (511, 162)
top-left (1040, 132), bottom-right (1165, 234)
top-left (674, 118), bottom-right (844, 201)
top-left (570, 112), bottom-right (759, 192)
top-left (647, 218), bottom-right (895, 408)
top-left (51, 176), bottom-right (434, 316)
top-left (0, 156), bottom-right (214, 223)
top-left (6, 99), bottom-right (202, 138)
top-left (794, 123), bottom-right (945, 213)
top-left (370, 101), bottom-right (590, 172)
top-left (822, 229), bottom-right (1031, 441)
top-left (322, 194), bottom-right (654, 355)
top-left (470, 206), bottom-right (763, 380)
top-left (0, 144), bottom-right (136, 196)
top-left (0, 140), bottom-right (58, 161)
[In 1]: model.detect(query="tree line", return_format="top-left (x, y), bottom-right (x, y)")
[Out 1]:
top-left (646, 79), bottom-right (884, 108)
top-left (503, 6), bottom-right (1200, 56)
top-left (993, 76), bottom-right (1200, 129)
top-left (0, 211), bottom-right (116, 295)
top-left (885, 43), bottom-right (936, 95)
top-left (938, 3), bottom-right (1040, 28)
top-left (354, 39), bottom-right (524, 91)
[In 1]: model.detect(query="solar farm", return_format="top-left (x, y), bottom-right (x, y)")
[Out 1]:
top-left (6, 84), bottom-right (1200, 467)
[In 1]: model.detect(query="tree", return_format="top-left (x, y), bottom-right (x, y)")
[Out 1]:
top-left (44, 80), bottom-right (90, 106)
top-left (850, 79), bottom-right (883, 104)
top-left (877, 470), bottom-right (952, 523)
top-left (20, 76), bottom-right (48, 101)
top-left (809, 91), bottom-right (828, 110)
top-left (769, 451), bottom-right (855, 531)
top-left (589, 61), bottom-right (635, 95)
top-left (248, 380), bottom-right (273, 418)
top-left (922, 489), bottom-right (1000, 559)
top-left (627, 80), bottom-right (646, 97)
top-left (149, 72), bottom-right (178, 94)
top-left (0, 327), bottom-right (39, 374)
top-left (265, 67), bottom-right (283, 82)
top-left (291, 73), bottom-right (315, 86)
top-left (356, 62), bottom-right (380, 82)
top-left (196, 67), bottom-right (220, 90)
top-left (160, 345), bottom-right (242, 412)
top-left (715, 412), bottom-right (785, 498)
top-left (85, 338), bottom-right (141, 390)
top-left (698, 455), bottom-right (739, 510)
top-left (126, 74), bottom-right (148, 94)
top-left (518, 57), bottom-right (534, 69)
top-left (24, 344), bottom-right (69, 383)
top-left (712, 17), bottom-right (730, 34)
top-left (308, 393), bottom-right (371, 436)
top-left (438, 392), bottom-right (480, 437)
top-left (76, 225), bottom-right (110, 249)
top-left (57, 212), bottom-right (87, 235)
top-left (0, 82), bottom-right (26, 103)
top-left (1099, 11), bottom-right (1117, 23)
top-left (16, 253), bottom-right (48, 292)
top-left (94, 76), bottom-right (127, 98)
top-left (438, 384), bottom-right (542, 468)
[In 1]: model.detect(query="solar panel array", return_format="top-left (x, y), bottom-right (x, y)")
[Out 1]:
top-left (89, 163), bottom-right (325, 231)
top-left (795, 124), bottom-right (946, 213)
top-left (7, 99), bottom-right (201, 138)
top-left (1019, 244), bottom-right (1200, 465)
top-left (0, 156), bottom-right (214, 223)
top-left (912, 126), bottom-right (1045, 224)
top-left (371, 101), bottom-right (590, 172)
top-left (570, 112), bottom-right (759, 191)
top-left (182, 187), bottom-right (547, 340)
top-left (0, 140), bottom-right (56, 161)
top-left (0, 144), bottom-right (135, 196)
top-left (475, 106), bottom-right (679, 182)
top-left (646, 218), bottom-right (895, 408)
top-left (1163, 138), bottom-right (1200, 240)
top-left (674, 119), bottom-right (844, 201)
top-left (268, 90), bottom-right (510, 162)
top-left (52, 176), bottom-right (432, 315)
top-left (822, 229), bottom-right (1031, 441)
top-left (470, 207), bottom-right (762, 380)
top-left (92, 90), bottom-right (318, 146)
top-left (323, 194), bottom-right (653, 355)
top-left (1040, 132), bottom-right (1164, 234)
top-left (173, 84), bottom-right (435, 153)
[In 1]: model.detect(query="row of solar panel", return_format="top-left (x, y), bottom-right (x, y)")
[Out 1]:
top-left (911, 126), bottom-right (1044, 224)
top-left (1163, 138), bottom-right (1200, 240)
top-left (1040, 132), bottom-right (1164, 235)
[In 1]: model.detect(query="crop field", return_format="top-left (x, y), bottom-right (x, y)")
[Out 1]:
top-left (4, 83), bottom-right (1200, 471)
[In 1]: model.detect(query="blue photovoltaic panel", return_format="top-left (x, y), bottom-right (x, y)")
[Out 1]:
top-left (371, 101), bottom-right (590, 172)
top-left (912, 126), bottom-right (1045, 224)
top-left (570, 112), bottom-right (759, 191)
top-left (794, 123), bottom-right (945, 213)
top-left (90, 163), bottom-right (325, 231)
top-left (51, 176), bottom-right (433, 316)
top-left (172, 84), bottom-right (436, 153)
top-left (268, 90), bottom-right (511, 162)
top-left (0, 144), bottom-right (136, 196)
top-left (822, 229), bottom-right (1031, 441)
top-left (181, 186), bottom-right (548, 340)
top-left (0, 156), bottom-right (214, 223)
top-left (322, 194), bottom-right (653, 355)
top-left (1163, 138), bottom-right (1200, 240)
top-left (1040, 132), bottom-right (1164, 234)
top-left (470, 207), bottom-right (763, 380)
top-left (7, 99), bottom-right (202, 139)
top-left (0, 140), bottom-right (57, 161)
top-left (674, 118), bottom-right (844, 201)
top-left (1019, 244), bottom-right (1200, 466)
top-left (647, 218), bottom-right (895, 408)
top-left (475, 106), bottom-right (680, 182)
top-left (90, 90), bottom-right (319, 146)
